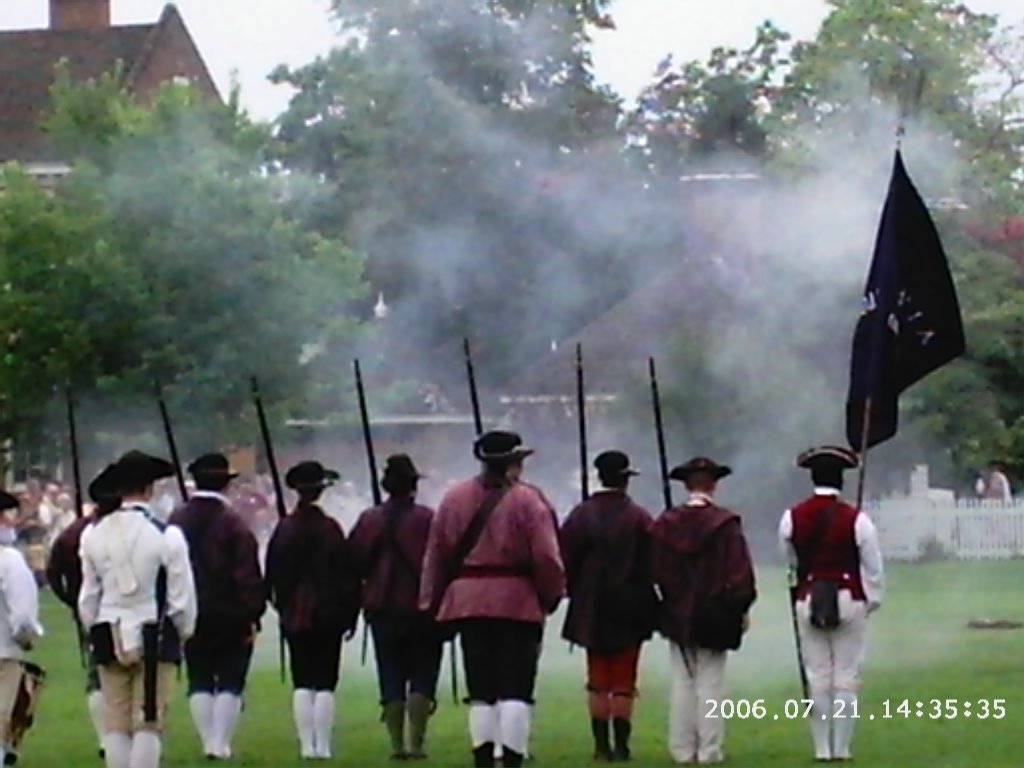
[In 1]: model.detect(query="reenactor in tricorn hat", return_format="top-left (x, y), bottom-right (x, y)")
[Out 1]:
top-left (779, 446), bottom-right (885, 762)
top-left (350, 454), bottom-right (443, 760)
top-left (169, 454), bottom-right (266, 760)
top-left (264, 461), bottom-right (362, 761)
top-left (45, 464), bottom-right (120, 760)
top-left (78, 451), bottom-right (198, 768)
top-left (559, 450), bottom-right (657, 762)
top-left (651, 457), bottom-right (757, 765)
top-left (419, 430), bottom-right (565, 768)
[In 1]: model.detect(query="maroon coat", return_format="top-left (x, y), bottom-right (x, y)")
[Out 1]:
top-left (652, 499), bottom-right (757, 649)
top-left (265, 503), bottom-right (361, 636)
top-left (169, 494), bottom-right (266, 643)
top-left (349, 497), bottom-right (434, 617)
top-left (46, 514), bottom-right (94, 610)
top-left (559, 490), bottom-right (657, 653)
top-left (419, 476), bottom-right (566, 624)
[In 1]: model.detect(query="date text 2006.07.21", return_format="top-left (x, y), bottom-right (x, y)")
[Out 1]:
top-left (704, 698), bottom-right (1008, 720)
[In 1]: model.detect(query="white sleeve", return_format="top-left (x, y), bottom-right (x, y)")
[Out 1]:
top-left (855, 513), bottom-right (885, 608)
top-left (778, 509), bottom-right (798, 585)
top-left (1, 550), bottom-right (43, 645)
top-left (163, 526), bottom-right (197, 641)
top-left (77, 525), bottom-right (101, 628)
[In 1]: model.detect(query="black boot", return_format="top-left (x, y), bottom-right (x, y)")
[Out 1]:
top-left (591, 717), bottom-right (612, 761)
top-left (502, 748), bottom-right (524, 767)
top-left (473, 743), bottom-right (496, 768)
top-left (612, 718), bottom-right (632, 761)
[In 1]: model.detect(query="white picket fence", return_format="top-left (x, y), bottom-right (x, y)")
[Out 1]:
top-left (865, 498), bottom-right (1024, 560)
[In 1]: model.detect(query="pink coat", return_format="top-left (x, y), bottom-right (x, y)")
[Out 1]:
top-left (419, 476), bottom-right (566, 624)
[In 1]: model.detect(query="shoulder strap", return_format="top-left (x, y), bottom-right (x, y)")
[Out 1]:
top-left (447, 485), bottom-right (509, 577)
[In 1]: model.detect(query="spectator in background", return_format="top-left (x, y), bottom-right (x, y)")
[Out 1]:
top-left (976, 461), bottom-right (1013, 502)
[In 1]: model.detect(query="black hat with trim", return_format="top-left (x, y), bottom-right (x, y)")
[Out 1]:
top-left (188, 453), bottom-right (240, 481)
top-left (796, 446), bottom-right (860, 472)
top-left (382, 454), bottom-right (425, 482)
top-left (594, 450), bottom-right (640, 478)
top-left (669, 456), bottom-right (732, 482)
top-left (472, 430), bottom-right (534, 462)
top-left (285, 461), bottom-right (340, 491)
top-left (111, 450), bottom-right (175, 492)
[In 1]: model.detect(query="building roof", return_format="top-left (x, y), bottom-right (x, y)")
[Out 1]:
top-left (0, 4), bottom-right (216, 164)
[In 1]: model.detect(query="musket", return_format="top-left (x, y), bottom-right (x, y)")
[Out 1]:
top-left (353, 360), bottom-right (381, 667)
top-left (65, 385), bottom-right (85, 519)
top-left (648, 357), bottom-right (672, 511)
top-left (250, 376), bottom-right (288, 682)
top-left (452, 337), bottom-right (490, 704)
top-left (648, 358), bottom-right (693, 673)
top-left (575, 343), bottom-right (589, 502)
top-left (463, 338), bottom-right (483, 436)
top-left (788, 570), bottom-right (810, 699)
top-left (155, 382), bottom-right (188, 501)
top-left (64, 384), bottom-right (89, 671)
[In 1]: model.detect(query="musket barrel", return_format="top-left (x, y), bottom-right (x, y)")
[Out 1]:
top-left (575, 344), bottom-right (589, 502)
top-left (463, 338), bottom-right (483, 437)
top-left (64, 385), bottom-right (85, 518)
top-left (354, 360), bottom-right (382, 506)
top-left (250, 377), bottom-right (287, 520)
top-left (648, 357), bottom-right (673, 510)
top-left (155, 383), bottom-right (188, 501)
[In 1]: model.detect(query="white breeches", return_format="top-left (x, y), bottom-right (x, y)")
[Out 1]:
top-left (667, 645), bottom-right (727, 764)
top-left (796, 590), bottom-right (868, 694)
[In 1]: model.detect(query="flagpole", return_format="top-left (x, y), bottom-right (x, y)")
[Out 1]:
top-left (855, 398), bottom-right (873, 509)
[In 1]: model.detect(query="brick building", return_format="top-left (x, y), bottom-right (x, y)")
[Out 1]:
top-left (0, 0), bottom-right (219, 184)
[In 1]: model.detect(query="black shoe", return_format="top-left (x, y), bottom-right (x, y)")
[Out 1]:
top-left (473, 743), bottom-right (496, 768)
top-left (4, 752), bottom-right (16, 766)
top-left (502, 748), bottom-right (524, 768)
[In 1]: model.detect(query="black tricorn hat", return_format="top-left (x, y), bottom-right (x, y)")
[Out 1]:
top-left (187, 453), bottom-right (240, 481)
top-left (796, 446), bottom-right (859, 472)
top-left (669, 456), bottom-right (732, 482)
top-left (382, 454), bottom-right (424, 481)
top-left (88, 464), bottom-right (121, 504)
top-left (0, 490), bottom-right (19, 512)
top-left (285, 461), bottom-right (340, 490)
top-left (473, 430), bottom-right (534, 462)
top-left (594, 450), bottom-right (640, 477)
top-left (111, 450), bottom-right (175, 491)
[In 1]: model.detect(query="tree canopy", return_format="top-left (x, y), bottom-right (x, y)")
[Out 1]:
top-left (3, 0), bottom-right (1023, 497)
top-left (0, 71), bottom-right (366, 463)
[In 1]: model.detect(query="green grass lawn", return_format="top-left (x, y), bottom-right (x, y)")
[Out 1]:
top-left (21, 560), bottom-right (1024, 766)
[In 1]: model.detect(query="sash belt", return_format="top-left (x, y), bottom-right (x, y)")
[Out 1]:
top-left (457, 565), bottom-right (529, 579)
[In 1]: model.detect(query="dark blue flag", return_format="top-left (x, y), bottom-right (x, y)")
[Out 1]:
top-left (845, 150), bottom-right (965, 451)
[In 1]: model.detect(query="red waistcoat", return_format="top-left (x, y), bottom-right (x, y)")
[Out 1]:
top-left (790, 495), bottom-right (865, 601)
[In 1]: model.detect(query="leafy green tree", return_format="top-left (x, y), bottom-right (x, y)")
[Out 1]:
top-left (0, 74), bottom-right (366, 462)
top-left (624, 21), bottom-right (789, 171)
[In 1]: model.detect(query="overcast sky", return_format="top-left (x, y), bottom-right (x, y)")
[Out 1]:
top-left (3, 0), bottom-right (1023, 121)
